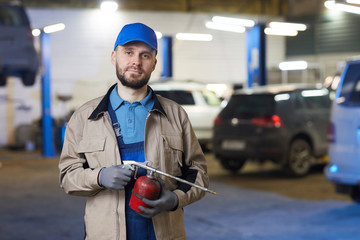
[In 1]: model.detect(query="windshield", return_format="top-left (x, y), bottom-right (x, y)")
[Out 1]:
top-left (0, 5), bottom-right (29, 26)
top-left (221, 94), bottom-right (275, 119)
top-left (201, 89), bottom-right (222, 106)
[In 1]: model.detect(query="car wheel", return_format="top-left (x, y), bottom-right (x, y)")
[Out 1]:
top-left (0, 72), bottom-right (7, 86)
top-left (285, 139), bottom-right (313, 177)
top-left (22, 71), bottom-right (36, 86)
top-left (220, 158), bottom-right (246, 173)
top-left (351, 186), bottom-right (360, 203)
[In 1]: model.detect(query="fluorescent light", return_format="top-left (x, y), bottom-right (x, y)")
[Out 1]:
top-left (269, 22), bottom-right (307, 31)
top-left (100, 1), bottom-right (118, 12)
top-left (324, 0), bottom-right (336, 9)
top-left (205, 21), bottom-right (245, 33)
top-left (32, 28), bottom-right (41, 37)
top-left (264, 27), bottom-right (298, 36)
top-left (346, 0), bottom-right (360, 4)
top-left (43, 23), bottom-right (65, 33)
top-left (176, 33), bottom-right (213, 41)
top-left (325, 0), bottom-right (360, 14)
top-left (301, 89), bottom-right (329, 97)
top-left (155, 31), bottom-right (162, 39)
top-left (212, 16), bottom-right (255, 27)
top-left (279, 61), bottom-right (308, 70)
top-left (275, 93), bottom-right (290, 101)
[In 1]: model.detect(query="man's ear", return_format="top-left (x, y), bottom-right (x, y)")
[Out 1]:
top-left (152, 59), bottom-right (157, 71)
top-left (111, 50), bottom-right (116, 66)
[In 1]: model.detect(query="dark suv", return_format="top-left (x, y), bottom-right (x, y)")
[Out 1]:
top-left (0, 2), bottom-right (39, 86)
top-left (212, 84), bottom-right (331, 177)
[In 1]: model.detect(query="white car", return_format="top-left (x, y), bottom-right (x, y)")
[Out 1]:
top-left (150, 80), bottom-right (224, 149)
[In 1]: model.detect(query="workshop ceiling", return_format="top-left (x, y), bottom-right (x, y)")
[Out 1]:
top-left (1, 0), bottom-right (325, 17)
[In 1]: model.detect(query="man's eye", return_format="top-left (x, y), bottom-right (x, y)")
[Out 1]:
top-left (142, 54), bottom-right (150, 58)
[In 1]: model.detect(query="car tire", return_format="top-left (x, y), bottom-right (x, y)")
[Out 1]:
top-left (285, 139), bottom-right (313, 177)
top-left (220, 158), bottom-right (246, 173)
top-left (351, 186), bottom-right (360, 203)
top-left (22, 71), bottom-right (36, 86)
top-left (0, 72), bottom-right (6, 87)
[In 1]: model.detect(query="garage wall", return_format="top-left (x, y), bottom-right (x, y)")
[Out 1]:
top-left (0, 8), bottom-right (285, 147)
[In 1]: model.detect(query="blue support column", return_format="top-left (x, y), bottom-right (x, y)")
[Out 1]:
top-left (246, 23), bottom-right (267, 87)
top-left (161, 36), bottom-right (173, 79)
top-left (40, 32), bottom-right (56, 157)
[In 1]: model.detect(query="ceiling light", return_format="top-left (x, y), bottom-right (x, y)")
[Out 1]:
top-left (212, 16), bottom-right (255, 27)
top-left (301, 89), bottom-right (329, 97)
top-left (346, 0), bottom-right (360, 4)
top-left (264, 28), bottom-right (298, 36)
top-left (43, 23), bottom-right (66, 33)
top-left (205, 21), bottom-right (245, 33)
top-left (325, 0), bottom-right (360, 14)
top-left (279, 61), bottom-right (308, 70)
top-left (100, 1), bottom-right (118, 12)
top-left (155, 31), bottom-right (162, 39)
top-left (176, 33), bottom-right (213, 41)
top-left (269, 22), bottom-right (307, 31)
top-left (32, 28), bottom-right (41, 37)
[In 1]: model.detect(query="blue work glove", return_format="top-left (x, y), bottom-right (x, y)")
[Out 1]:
top-left (99, 165), bottom-right (134, 190)
top-left (138, 178), bottom-right (179, 218)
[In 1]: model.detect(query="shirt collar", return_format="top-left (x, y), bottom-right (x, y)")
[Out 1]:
top-left (88, 84), bottom-right (167, 120)
top-left (109, 85), bottom-right (154, 111)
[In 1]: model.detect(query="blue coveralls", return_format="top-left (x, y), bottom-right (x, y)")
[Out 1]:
top-left (108, 87), bottom-right (156, 240)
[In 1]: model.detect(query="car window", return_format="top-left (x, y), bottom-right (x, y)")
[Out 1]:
top-left (300, 89), bottom-right (331, 110)
top-left (348, 78), bottom-right (360, 103)
top-left (338, 63), bottom-right (360, 106)
top-left (294, 93), bottom-right (305, 109)
top-left (221, 94), bottom-right (275, 119)
top-left (154, 90), bottom-right (195, 105)
top-left (201, 89), bottom-right (222, 106)
top-left (0, 5), bottom-right (29, 26)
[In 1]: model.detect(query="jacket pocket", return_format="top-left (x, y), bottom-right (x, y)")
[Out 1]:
top-left (162, 135), bottom-right (183, 176)
top-left (77, 137), bottom-right (106, 168)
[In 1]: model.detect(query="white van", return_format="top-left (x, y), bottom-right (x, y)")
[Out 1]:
top-left (325, 59), bottom-right (360, 202)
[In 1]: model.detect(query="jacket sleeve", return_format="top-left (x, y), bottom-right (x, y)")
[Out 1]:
top-left (173, 113), bottom-right (210, 209)
top-left (59, 110), bottom-right (103, 197)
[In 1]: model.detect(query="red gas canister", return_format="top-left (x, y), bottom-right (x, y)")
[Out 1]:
top-left (129, 172), bottom-right (161, 213)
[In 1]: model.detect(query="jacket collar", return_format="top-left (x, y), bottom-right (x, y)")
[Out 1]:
top-left (88, 83), bottom-right (167, 120)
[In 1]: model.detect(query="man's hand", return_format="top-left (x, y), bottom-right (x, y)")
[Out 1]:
top-left (138, 178), bottom-right (178, 218)
top-left (99, 165), bottom-right (134, 190)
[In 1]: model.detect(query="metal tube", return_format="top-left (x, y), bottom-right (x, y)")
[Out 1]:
top-left (124, 161), bottom-right (217, 195)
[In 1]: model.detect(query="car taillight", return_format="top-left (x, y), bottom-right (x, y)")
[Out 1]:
top-left (251, 115), bottom-right (283, 128)
top-left (327, 122), bottom-right (335, 143)
top-left (214, 116), bottom-right (222, 126)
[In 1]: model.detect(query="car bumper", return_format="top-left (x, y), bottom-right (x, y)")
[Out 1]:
top-left (212, 135), bottom-right (286, 161)
top-left (324, 164), bottom-right (360, 186)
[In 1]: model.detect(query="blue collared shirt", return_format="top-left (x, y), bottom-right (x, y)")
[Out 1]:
top-left (109, 86), bottom-right (155, 144)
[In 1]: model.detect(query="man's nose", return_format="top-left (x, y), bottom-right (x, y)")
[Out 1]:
top-left (131, 55), bottom-right (141, 65)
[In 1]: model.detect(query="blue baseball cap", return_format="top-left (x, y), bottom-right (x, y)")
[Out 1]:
top-left (113, 23), bottom-right (157, 52)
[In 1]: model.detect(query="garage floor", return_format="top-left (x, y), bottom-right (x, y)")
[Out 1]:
top-left (0, 149), bottom-right (359, 240)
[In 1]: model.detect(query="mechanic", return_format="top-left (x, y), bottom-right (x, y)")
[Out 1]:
top-left (59, 22), bottom-right (209, 240)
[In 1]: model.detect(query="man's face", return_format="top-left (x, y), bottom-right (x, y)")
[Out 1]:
top-left (111, 41), bottom-right (157, 89)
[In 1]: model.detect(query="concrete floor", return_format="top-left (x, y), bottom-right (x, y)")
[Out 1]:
top-left (0, 149), bottom-right (359, 240)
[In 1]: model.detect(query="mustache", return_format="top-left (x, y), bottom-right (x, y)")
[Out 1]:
top-left (126, 66), bottom-right (143, 73)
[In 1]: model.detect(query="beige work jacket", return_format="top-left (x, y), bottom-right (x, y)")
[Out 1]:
top-left (59, 85), bottom-right (209, 240)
